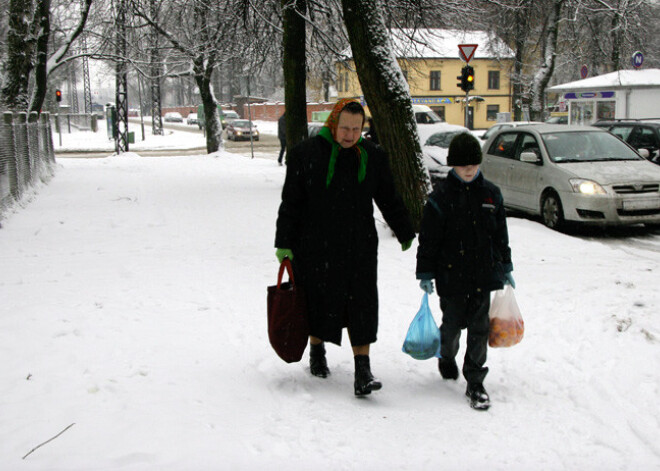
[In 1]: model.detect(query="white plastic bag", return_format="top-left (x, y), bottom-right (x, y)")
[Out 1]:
top-left (488, 285), bottom-right (524, 348)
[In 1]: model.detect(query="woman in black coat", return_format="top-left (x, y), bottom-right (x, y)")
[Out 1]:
top-left (275, 99), bottom-right (415, 396)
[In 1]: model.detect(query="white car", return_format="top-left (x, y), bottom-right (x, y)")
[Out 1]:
top-left (164, 112), bottom-right (183, 123)
top-left (480, 124), bottom-right (660, 229)
top-left (186, 113), bottom-right (198, 125)
top-left (413, 104), bottom-right (450, 144)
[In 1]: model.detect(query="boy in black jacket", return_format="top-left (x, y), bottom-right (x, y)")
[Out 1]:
top-left (416, 132), bottom-right (514, 411)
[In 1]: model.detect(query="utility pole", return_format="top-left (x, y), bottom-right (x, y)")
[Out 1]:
top-left (115, 0), bottom-right (129, 153)
top-left (149, 0), bottom-right (163, 136)
top-left (80, 0), bottom-right (92, 115)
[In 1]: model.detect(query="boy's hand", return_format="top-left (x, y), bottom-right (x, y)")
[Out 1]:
top-left (504, 272), bottom-right (516, 289)
top-left (419, 279), bottom-right (434, 294)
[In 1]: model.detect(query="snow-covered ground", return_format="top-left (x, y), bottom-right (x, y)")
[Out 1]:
top-left (1, 126), bottom-right (659, 470)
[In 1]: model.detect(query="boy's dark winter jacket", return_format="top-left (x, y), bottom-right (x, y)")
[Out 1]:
top-left (276, 135), bottom-right (415, 346)
top-left (416, 171), bottom-right (512, 296)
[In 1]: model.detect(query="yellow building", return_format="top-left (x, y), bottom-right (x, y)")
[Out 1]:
top-left (335, 29), bottom-right (515, 130)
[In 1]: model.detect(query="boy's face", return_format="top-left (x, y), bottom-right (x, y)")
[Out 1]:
top-left (453, 164), bottom-right (480, 182)
top-left (335, 111), bottom-right (364, 148)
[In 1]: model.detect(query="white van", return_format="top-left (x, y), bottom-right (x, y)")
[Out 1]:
top-left (413, 104), bottom-right (450, 143)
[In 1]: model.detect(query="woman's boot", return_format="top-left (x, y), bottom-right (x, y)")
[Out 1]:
top-left (354, 355), bottom-right (382, 396)
top-left (309, 342), bottom-right (330, 378)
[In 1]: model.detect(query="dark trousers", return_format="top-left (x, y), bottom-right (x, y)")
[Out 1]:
top-left (439, 291), bottom-right (490, 385)
top-left (278, 139), bottom-right (286, 163)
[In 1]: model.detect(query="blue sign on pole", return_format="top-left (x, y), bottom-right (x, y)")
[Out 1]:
top-left (632, 51), bottom-right (644, 69)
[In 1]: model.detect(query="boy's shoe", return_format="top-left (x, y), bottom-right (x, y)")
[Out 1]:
top-left (309, 343), bottom-right (330, 378)
top-left (438, 358), bottom-right (459, 380)
top-left (354, 355), bottom-right (382, 396)
top-left (466, 383), bottom-right (491, 411)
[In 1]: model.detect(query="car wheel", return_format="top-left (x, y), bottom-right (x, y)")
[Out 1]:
top-left (541, 191), bottom-right (564, 230)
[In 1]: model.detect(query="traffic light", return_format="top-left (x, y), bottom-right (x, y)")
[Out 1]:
top-left (457, 68), bottom-right (467, 91)
top-left (457, 66), bottom-right (475, 92)
top-left (55, 89), bottom-right (62, 102)
top-left (465, 65), bottom-right (475, 91)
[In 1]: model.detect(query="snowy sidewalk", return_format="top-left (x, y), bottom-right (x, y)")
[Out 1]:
top-left (1, 151), bottom-right (659, 469)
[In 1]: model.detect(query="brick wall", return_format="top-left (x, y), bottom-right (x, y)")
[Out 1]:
top-left (242, 102), bottom-right (336, 121)
top-left (162, 102), bottom-right (336, 121)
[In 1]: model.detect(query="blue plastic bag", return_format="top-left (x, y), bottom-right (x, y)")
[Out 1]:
top-left (402, 293), bottom-right (442, 360)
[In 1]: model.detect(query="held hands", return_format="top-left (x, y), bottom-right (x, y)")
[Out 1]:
top-left (419, 279), bottom-right (434, 295)
top-left (504, 272), bottom-right (516, 289)
top-left (276, 248), bottom-right (294, 264)
top-left (401, 238), bottom-right (414, 251)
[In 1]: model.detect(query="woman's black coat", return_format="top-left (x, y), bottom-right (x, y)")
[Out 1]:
top-left (275, 136), bottom-right (415, 346)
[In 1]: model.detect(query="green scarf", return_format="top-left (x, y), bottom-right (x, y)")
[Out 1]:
top-left (318, 111), bottom-right (368, 188)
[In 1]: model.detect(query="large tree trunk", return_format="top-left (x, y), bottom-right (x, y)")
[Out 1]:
top-left (2, 0), bottom-right (36, 110)
top-left (511, 3), bottom-right (532, 121)
top-left (530, 0), bottom-right (565, 120)
top-left (29, 0), bottom-right (50, 114)
top-left (282, 0), bottom-right (308, 154)
top-left (341, 0), bottom-right (426, 231)
top-left (194, 62), bottom-right (222, 154)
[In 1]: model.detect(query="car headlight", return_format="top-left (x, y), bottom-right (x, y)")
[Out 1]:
top-left (569, 179), bottom-right (606, 195)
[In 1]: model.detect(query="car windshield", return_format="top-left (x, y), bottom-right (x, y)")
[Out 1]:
top-left (542, 131), bottom-right (644, 163)
top-left (233, 120), bottom-right (250, 127)
top-left (416, 111), bottom-right (443, 124)
top-left (425, 131), bottom-right (462, 148)
top-left (224, 111), bottom-right (239, 119)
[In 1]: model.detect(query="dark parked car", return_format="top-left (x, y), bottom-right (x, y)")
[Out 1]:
top-left (593, 119), bottom-right (660, 165)
top-left (421, 125), bottom-right (470, 185)
top-left (225, 119), bottom-right (259, 141)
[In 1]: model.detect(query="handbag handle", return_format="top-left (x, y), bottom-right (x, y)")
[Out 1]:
top-left (277, 257), bottom-right (295, 289)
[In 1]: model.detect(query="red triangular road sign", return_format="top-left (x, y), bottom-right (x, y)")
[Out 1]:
top-left (458, 44), bottom-right (478, 63)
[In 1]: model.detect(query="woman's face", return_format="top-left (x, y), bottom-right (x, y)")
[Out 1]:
top-left (335, 111), bottom-right (364, 148)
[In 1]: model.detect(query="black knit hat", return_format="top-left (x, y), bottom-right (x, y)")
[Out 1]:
top-left (447, 132), bottom-right (482, 166)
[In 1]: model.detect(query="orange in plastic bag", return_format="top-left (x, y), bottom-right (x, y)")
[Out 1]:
top-left (488, 285), bottom-right (524, 348)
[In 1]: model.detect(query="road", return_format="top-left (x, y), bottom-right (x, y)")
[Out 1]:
top-left (55, 120), bottom-right (281, 159)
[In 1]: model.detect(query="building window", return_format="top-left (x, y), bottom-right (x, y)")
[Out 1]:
top-left (430, 71), bottom-right (441, 90)
top-left (337, 72), bottom-right (349, 92)
top-left (597, 101), bottom-right (615, 120)
top-left (488, 71), bottom-right (500, 90)
top-left (487, 105), bottom-right (499, 121)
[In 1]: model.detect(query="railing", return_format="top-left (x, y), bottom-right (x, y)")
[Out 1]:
top-left (51, 113), bottom-right (100, 133)
top-left (0, 111), bottom-right (56, 220)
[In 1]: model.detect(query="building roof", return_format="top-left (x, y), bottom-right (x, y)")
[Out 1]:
top-left (341, 28), bottom-right (514, 61)
top-left (549, 68), bottom-right (660, 91)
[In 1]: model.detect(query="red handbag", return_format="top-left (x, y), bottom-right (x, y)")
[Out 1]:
top-left (267, 258), bottom-right (309, 363)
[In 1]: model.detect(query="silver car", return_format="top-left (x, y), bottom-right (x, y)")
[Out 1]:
top-left (480, 124), bottom-right (660, 229)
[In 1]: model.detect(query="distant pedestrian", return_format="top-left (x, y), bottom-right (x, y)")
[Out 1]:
top-left (365, 118), bottom-right (379, 145)
top-left (416, 132), bottom-right (514, 411)
top-left (277, 113), bottom-right (286, 166)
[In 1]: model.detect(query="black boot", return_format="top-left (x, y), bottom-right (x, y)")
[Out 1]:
top-left (466, 383), bottom-right (491, 411)
top-left (309, 342), bottom-right (330, 378)
top-left (354, 355), bottom-right (382, 396)
top-left (438, 358), bottom-right (459, 380)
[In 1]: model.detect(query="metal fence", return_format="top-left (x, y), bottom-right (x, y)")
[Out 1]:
top-left (0, 111), bottom-right (56, 219)
top-left (51, 113), bottom-right (100, 133)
